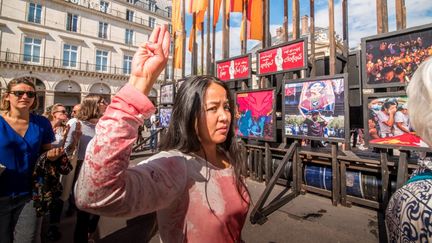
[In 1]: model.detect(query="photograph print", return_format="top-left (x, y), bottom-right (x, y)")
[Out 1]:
top-left (364, 24), bottom-right (432, 87)
top-left (365, 95), bottom-right (429, 149)
top-left (284, 77), bottom-right (346, 141)
top-left (159, 107), bottom-right (172, 128)
top-left (160, 83), bottom-right (175, 104)
top-left (236, 89), bottom-right (275, 141)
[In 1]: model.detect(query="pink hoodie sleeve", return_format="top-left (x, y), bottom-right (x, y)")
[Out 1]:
top-left (74, 83), bottom-right (188, 217)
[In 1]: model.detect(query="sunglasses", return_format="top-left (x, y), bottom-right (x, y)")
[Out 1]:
top-left (9, 91), bottom-right (36, 98)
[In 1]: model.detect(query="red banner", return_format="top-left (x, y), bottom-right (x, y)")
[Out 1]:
top-left (258, 41), bottom-right (305, 75)
top-left (217, 56), bottom-right (250, 81)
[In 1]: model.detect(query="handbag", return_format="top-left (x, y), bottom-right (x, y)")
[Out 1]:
top-left (32, 151), bottom-right (72, 216)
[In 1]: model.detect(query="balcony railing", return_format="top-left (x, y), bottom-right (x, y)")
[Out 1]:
top-left (130, 1), bottom-right (171, 19)
top-left (0, 51), bottom-right (130, 76)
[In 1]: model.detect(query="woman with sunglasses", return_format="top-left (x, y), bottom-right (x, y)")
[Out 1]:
top-left (43, 103), bottom-right (72, 241)
top-left (0, 78), bottom-right (63, 243)
top-left (64, 94), bottom-right (107, 243)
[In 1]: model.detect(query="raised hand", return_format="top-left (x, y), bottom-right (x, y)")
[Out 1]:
top-left (47, 147), bottom-right (64, 161)
top-left (129, 25), bottom-right (171, 96)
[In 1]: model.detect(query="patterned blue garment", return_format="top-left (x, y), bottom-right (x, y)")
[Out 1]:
top-left (386, 156), bottom-right (432, 242)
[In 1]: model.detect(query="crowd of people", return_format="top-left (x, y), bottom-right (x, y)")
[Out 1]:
top-left (366, 35), bottom-right (432, 84)
top-left (1, 24), bottom-right (432, 243)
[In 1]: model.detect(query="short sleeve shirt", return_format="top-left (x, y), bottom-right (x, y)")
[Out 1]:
top-left (0, 114), bottom-right (55, 197)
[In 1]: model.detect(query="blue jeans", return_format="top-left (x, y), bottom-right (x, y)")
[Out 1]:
top-left (14, 199), bottom-right (42, 243)
top-left (150, 129), bottom-right (158, 150)
top-left (0, 194), bottom-right (30, 243)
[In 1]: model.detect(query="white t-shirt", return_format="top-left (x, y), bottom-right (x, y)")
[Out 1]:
top-left (150, 114), bottom-right (157, 130)
top-left (393, 111), bottom-right (409, 136)
top-left (377, 111), bottom-right (392, 136)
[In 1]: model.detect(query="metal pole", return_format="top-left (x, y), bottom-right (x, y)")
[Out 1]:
top-left (181, 0), bottom-right (186, 77)
top-left (328, 0), bottom-right (336, 75)
top-left (284, 0), bottom-right (288, 42)
top-left (310, 0), bottom-right (316, 77)
top-left (292, 0), bottom-right (299, 39)
top-left (206, 1), bottom-right (211, 74)
top-left (222, 0), bottom-right (229, 58)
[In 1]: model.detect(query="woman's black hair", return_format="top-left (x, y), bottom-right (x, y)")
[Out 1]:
top-left (160, 75), bottom-right (248, 203)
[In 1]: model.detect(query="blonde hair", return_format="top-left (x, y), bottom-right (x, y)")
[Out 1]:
top-left (44, 103), bottom-right (65, 121)
top-left (407, 57), bottom-right (432, 146)
top-left (0, 78), bottom-right (38, 111)
top-left (76, 94), bottom-right (104, 121)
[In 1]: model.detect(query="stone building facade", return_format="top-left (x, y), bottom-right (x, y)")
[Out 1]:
top-left (0, 0), bottom-right (173, 114)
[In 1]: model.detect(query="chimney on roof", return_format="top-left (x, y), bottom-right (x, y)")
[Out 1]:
top-left (301, 15), bottom-right (309, 36)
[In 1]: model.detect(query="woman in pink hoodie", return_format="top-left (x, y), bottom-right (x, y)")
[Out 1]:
top-left (75, 25), bottom-right (250, 243)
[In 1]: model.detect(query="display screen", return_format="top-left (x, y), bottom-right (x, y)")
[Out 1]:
top-left (236, 89), bottom-right (275, 141)
top-left (284, 77), bottom-right (346, 141)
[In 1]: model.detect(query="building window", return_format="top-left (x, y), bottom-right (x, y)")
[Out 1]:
top-left (149, 17), bottom-right (155, 28)
top-left (23, 37), bottom-right (41, 63)
top-left (126, 10), bottom-right (134, 22)
top-left (166, 7), bottom-right (172, 18)
top-left (125, 29), bottom-right (134, 45)
top-left (66, 13), bottom-right (78, 32)
top-left (100, 1), bottom-right (109, 13)
top-left (63, 44), bottom-right (78, 68)
top-left (96, 50), bottom-right (108, 72)
top-left (27, 3), bottom-right (42, 23)
top-left (98, 22), bottom-right (108, 39)
top-left (149, 1), bottom-right (156, 12)
top-left (123, 55), bottom-right (132, 74)
top-left (127, 0), bottom-right (137, 3)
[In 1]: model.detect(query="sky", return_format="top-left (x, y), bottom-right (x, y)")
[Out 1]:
top-left (181, 0), bottom-right (432, 75)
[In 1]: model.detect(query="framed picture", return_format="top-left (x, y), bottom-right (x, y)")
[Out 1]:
top-left (159, 107), bottom-right (173, 128)
top-left (235, 88), bottom-right (276, 142)
top-left (363, 92), bottom-right (430, 151)
top-left (256, 38), bottom-right (308, 76)
top-left (361, 23), bottom-right (432, 89)
top-left (283, 74), bottom-right (349, 143)
top-left (160, 82), bottom-right (175, 105)
top-left (216, 54), bottom-right (252, 82)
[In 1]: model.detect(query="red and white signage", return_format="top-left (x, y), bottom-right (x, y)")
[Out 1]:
top-left (258, 41), bottom-right (305, 75)
top-left (217, 56), bottom-right (250, 81)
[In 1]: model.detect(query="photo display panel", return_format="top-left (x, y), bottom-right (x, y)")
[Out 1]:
top-left (216, 54), bottom-right (251, 82)
top-left (160, 83), bottom-right (175, 105)
top-left (283, 76), bottom-right (347, 142)
top-left (362, 23), bottom-right (432, 88)
top-left (236, 89), bottom-right (276, 142)
top-left (257, 38), bottom-right (308, 76)
top-left (159, 107), bottom-right (172, 128)
top-left (364, 94), bottom-right (430, 150)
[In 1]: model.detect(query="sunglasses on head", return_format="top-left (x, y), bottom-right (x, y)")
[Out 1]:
top-left (9, 91), bottom-right (36, 98)
top-left (54, 110), bottom-right (67, 114)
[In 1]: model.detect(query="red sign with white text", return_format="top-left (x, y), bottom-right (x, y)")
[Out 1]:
top-left (258, 41), bottom-right (305, 75)
top-left (217, 56), bottom-right (250, 81)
